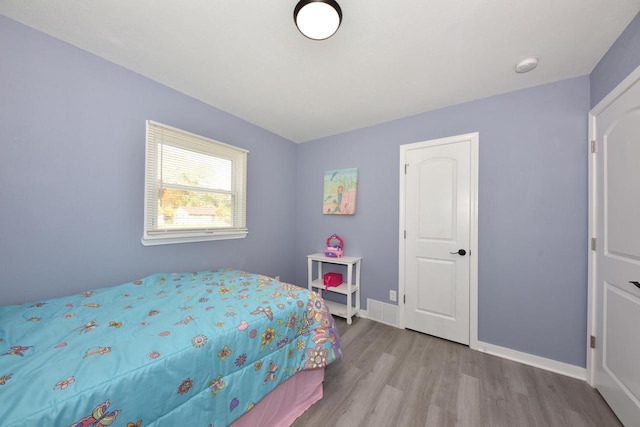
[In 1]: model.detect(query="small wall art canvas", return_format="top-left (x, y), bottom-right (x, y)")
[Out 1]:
top-left (323, 168), bottom-right (358, 215)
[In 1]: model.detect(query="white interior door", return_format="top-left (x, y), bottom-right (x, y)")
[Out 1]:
top-left (401, 134), bottom-right (476, 345)
top-left (593, 71), bottom-right (640, 426)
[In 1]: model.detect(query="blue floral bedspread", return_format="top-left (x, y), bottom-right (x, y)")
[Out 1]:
top-left (0, 269), bottom-right (342, 426)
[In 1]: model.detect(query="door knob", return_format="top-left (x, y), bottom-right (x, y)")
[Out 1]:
top-left (630, 281), bottom-right (640, 289)
top-left (450, 249), bottom-right (467, 256)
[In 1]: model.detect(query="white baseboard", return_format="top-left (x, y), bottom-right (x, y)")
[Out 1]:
top-left (476, 341), bottom-right (587, 381)
top-left (357, 309), bottom-right (369, 319)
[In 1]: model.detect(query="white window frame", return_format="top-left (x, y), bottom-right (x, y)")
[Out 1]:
top-left (142, 120), bottom-right (248, 246)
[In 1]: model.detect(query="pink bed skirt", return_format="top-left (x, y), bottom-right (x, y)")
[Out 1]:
top-left (230, 368), bottom-right (324, 427)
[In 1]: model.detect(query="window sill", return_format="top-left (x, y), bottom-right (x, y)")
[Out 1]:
top-left (141, 230), bottom-right (248, 246)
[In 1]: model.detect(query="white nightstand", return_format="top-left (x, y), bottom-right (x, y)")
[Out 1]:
top-left (307, 253), bottom-right (361, 324)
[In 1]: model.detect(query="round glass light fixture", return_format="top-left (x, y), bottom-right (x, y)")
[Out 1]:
top-left (294, 0), bottom-right (342, 40)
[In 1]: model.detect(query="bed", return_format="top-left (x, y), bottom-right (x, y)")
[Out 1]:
top-left (0, 269), bottom-right (342, 426)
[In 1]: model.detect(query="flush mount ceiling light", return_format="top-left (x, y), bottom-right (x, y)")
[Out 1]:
top-left (294, 0), bottom-right (342, 40)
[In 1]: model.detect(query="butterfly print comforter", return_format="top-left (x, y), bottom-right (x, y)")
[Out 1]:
top-left (0, 269), bottom-right (342, 426)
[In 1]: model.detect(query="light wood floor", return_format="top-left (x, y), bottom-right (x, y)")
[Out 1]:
top-left (292, 317), bottom-right (621, 427)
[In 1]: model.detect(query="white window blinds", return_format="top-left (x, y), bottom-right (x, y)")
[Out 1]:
top-left (142, 120), bottom-right (248, 245)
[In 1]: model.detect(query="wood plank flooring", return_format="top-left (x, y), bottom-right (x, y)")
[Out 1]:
top-left (292, 317), bottom-right (622, 427)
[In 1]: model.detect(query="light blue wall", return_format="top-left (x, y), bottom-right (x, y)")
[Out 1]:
top-left (0, 16), bottom-right (298, 305)
top-left (295, 76), bottom-right (590, 367)
top-left (590, 11), bottom-right (640, 108)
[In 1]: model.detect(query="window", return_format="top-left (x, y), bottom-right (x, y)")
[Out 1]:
top-left (142, 120), bottom-right (248, 245)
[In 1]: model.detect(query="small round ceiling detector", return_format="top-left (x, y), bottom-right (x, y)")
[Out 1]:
top-left (515, 57), bottom-right (538, 73)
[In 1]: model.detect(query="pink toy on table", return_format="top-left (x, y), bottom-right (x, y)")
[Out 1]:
top-left (324, 234), bottom-right (343, 258)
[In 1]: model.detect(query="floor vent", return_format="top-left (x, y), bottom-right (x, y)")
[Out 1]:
top-left (367, 299), bottom-right (399, 327)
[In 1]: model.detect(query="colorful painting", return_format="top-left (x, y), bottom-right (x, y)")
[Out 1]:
top-left (323, 168), bottom-right (358, 215)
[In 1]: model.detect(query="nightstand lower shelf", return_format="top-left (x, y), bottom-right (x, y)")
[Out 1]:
top-left (324, 300), bottom-right (359, 324)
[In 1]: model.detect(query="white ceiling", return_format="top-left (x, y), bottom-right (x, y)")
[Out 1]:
top-left (2, 1), bottom-right (639, 143)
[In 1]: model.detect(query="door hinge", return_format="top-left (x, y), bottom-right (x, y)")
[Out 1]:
top-left (404, 163), bottom-right (408, 174)
top-left (590, 335), bottom-right (596, 349)
top-left (591, 140), bottom-right (597, 153)
top-left (404, 295), bottom-right (406, 304)
top-left (404, 230), bottom-right (406, 239)
top-left (591, 237), bottom-right (597, 251)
